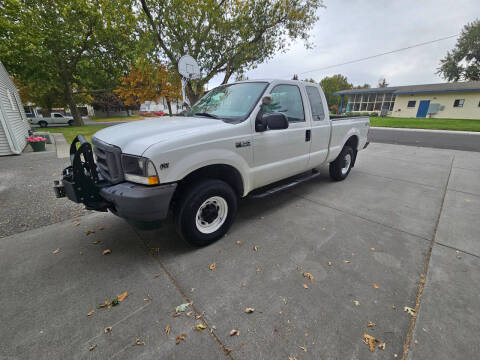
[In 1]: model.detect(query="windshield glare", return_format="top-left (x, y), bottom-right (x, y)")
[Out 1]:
top-left (187, 82), bottom-right (267, 122)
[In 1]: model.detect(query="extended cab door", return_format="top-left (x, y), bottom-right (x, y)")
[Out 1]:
top-left (52, 113), bottom-right (65, 124)
top-left (305, 85), bottom-right (331, 168)
top-left (251, 83), bottom-right (311, 188)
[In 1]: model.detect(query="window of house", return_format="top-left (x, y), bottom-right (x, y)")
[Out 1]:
top-left (305, 86), bottom-right (325, 121)
top-left (264, 84), bottom-right (305, 122)
top-left (407, 100), bottom-right (416, 108)
top-left (453, 99), bottom-right (465, 107)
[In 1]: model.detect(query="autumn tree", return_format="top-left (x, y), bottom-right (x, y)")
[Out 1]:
top-left (115, 61), bottom-right (181, 116)
top-left (0, 0), bottom-right (137, 125)
top-left (139, 0), bottom-right (323, 104)
top-left (438, 19), bottom-right (480, 81)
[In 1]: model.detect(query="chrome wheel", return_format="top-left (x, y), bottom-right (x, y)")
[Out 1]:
top-left (195, 196), bottom-right (228, 234)
top-left (341, 153), bottom-right (352, 175)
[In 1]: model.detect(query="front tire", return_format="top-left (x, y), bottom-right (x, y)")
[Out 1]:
top-left (329, 146), bottom-right (354, 181)
top-left (68, 120), bottom-right (74, 126)
top-left (39, 121), bottom-right (48, 128)
top-left (175, 179), bottom-right (237, 246)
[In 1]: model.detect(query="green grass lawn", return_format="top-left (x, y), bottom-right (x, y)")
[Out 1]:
top-left (90, 115), bottom-right (143, 122)
top-left (370, 117), bottom-right (480, 132)
top-left (37, 125), bottom-right (109, 144)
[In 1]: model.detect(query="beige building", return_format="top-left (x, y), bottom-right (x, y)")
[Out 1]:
top-left (336, 81), bottom-right (480, 120)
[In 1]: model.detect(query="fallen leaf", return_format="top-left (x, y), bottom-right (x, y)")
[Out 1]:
top-left (229, 329), bottom-right (239, 336)
top-left (164, 324), bottom-right (170, 335)
top-left (186, 311), bottom-right (193, 317)
top-left (253, 245), bottom-right (259, 251)
top-left (404, 306), bottom-right (416, 316)
top-left (209, 263), bottom-right (216, 270)
top-left (367, 321), bottom-right (376, 328)
top-left (104, 326), bottom-right (112, 334)
top-left (303, 272), bottom-right (314, 283)
top-left (392, 304), bottom-right (397, 309)
top-left (296, 265), bottom-right (302, 271)
top-left (98, 226), bottom-right (104, 231)
top-left (74, 223), bottom-right (81, 227)
top-left (144, 298), bottom-right (149, 302)
top-left (373, 283), bottom-right (380, 289)
top-left (173, 312), bottom-right (181, 318)
top-left (97, 300), bottom-right (110, 309)
top-left (134, 338), bottom-right (145, 346)
top-left (245, 307), bottom-right (255, 313)
top-left (87, 310), bottom-right (95, 316)
top-left (195, 323), bottom-right (207, 331)
top-left (298, 345), bottom-right (307, 352)
top-left (236, 240), bottom-right (243, 246)
top-left (117, 291), bottom-right (128, 302)
top-left (175, 333), bottom-right (186, 344)
top-left (85, 230), bottom-right (96, 236)
top-left (303, 283), bottom-right (309, 289)
top-left (92, 240), bottom-right (101, 245)
top-left (52, 248), bottom-right (60, 254)
top-left (111, 298), bottom-right (119, 306)
top-left (154, 274), bottom-right (161, 278)
top-left (370, 247), bottom-right (376, 252)
top-left (256, 268), bottom-right (261, 273)
top-left (394, 354), bottom-right (398, 358)
top-left (195, 312), bottom-right (205, 319)
top-left (414, 339), bottom-right (418, 344)
top-left (327, 261), bottom-right (332, 266)
top-left (378, 342), bottom-right (386, 350)
top-left (344, 260), bottom-right (351, 264)
top-left (321, 227), bottom-right (326, 230)
top-left (103, 249), bottom-right (111, 255)
top-left (175, 303), bottom-right (190, 313)
top-left (226, 348), bottom-right (233, 355)
top-left (354, 300), bottom-right (360, 306)
top-left (89, 344), bottom-right (97, 351)
top-left (363, 333), bottom-right (380, 352)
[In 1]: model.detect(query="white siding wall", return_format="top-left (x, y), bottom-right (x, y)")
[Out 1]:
top-left (0, 61), bottom-right (30, 155)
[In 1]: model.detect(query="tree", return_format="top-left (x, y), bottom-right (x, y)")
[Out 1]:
top-left (319, 74), bottom-right (352, 109)
top-left (354, 83), bottom-right (371, 89)
top-left (139, 0), bottom-right (324, 104)
top-left (292, 74), bottom-right (299, 80)
top-left (91, 93), bottom-right (130, 117)
top-left (378, 78), bottom-right (389, 88)
top-left (114, 61), bottom-right (181, 116)
top-left (0, 0), bottom-right (137, 125)
top-left (303, 78), bottom-right (317, 83)
top-left (438, 19), bottom-right (480, 81)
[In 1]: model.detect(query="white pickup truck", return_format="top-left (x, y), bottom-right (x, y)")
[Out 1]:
top-left (30, 112), bottom-right (74, 127)
top-left (54, 80), bottom-right (369, 246)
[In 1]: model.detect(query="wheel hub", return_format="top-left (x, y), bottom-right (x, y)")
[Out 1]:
top-left (200, 203), bottom-right (219, 224)
top-left (195, 196), bottom-right (228, 234)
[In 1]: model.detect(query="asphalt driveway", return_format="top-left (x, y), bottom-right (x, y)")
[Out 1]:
top-left (1, 143), bottom-right (479, 359)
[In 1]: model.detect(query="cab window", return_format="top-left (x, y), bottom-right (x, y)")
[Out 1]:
top-left (264, 84), bottom-right (305, 122)
top-left (306, 86), bottom-right (325, 121)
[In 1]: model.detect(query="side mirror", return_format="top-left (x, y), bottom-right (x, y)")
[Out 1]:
top-left (264, 112), bottom-right (289, 130)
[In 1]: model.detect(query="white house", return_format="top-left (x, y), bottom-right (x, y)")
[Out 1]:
top-left (0, 61), bottom-right (30, 156)
top-left (140, 97), bottom-right (186, 114)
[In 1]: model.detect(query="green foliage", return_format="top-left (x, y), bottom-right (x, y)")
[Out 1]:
top-left (319, 74), bottom-right (352, 108)
top-left (438, 19), bottom-right (480, 81)
top-left (378, 78), bottom-right (388, 88)
top-left (139, 0), bottom-right (324, 103)
top-left (354, 83), bottom-right (371, 89)
top-left (0, 0), bottom-right (138, 125)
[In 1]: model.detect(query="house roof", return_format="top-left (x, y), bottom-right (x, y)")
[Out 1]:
top-left (335, 81), bottom-right (480, 96)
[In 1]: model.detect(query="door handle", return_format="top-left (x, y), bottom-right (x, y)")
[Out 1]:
top-left (305, 129), bottom-right (311, 142)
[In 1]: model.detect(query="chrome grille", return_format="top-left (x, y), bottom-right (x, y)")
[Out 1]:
top-left (92, 137), bottom-right (124, 184)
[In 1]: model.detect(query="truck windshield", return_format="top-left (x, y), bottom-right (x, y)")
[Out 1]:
top-left (187, 82), bottom-right (268, 123)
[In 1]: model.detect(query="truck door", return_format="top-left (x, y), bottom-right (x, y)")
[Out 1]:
top-left (251, 83), bottom-right (310, 188)
top-left (305, 85), bottom-right (331, 168)
top-left (52, 113), bottom-right (64, 124)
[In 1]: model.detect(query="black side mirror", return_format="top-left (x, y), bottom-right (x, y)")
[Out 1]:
top-left (264, 112), bottom-right (289, 130)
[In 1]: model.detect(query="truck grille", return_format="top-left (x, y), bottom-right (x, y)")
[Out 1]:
top-left (92, 137), bottom-right (124, 184)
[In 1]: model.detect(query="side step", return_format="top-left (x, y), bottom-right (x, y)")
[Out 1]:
top-left (248, 169), bottom-right (321, 199)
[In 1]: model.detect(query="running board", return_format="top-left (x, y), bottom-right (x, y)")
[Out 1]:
top-left (248, 170), bottom-right (321, 199)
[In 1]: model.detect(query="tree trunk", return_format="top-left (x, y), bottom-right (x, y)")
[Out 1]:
top-left (64, 81), bottom-right (84, 126)
top-left (166, 99), bottom-right (173, 116)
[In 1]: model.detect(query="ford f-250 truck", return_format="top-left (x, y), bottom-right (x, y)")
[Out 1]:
top-left (54, 80), bottom-right (369, 246)
top-left (30, 112), bottom-right (74, 127)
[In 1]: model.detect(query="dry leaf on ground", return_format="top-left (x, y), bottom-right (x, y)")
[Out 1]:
top-left (117, 291), bottom-right (128, 302)
top-left (245, 307), bottom-right (255, 313)
top-left (370, 247), bottom-right (376, 252)
top-left (104, 327), bottom-right (112, 333)
top-left (303, 283), bottom-right (309, 289)
top-left (134, 338), bottom-right (145, 346)
top-left (103, 249), bottom-right (111, 255)
top-left (97, 300), bottom-right (110, 309)
top-left (298, 345), bottom-right (307, 352)
top-left (52, 248), bottom-right (60, 254)
top-left (363, 333), bottom-right (380, 352)
top-left (229, 329), bottom-right (239, 336)
top-left (303, 272), bottom-right (314, 283)
top-left (327, 261), bottom-right (332, 266)
top-left (344, 260), bottom-right (351, 264)
top-left (236, 240), bottom-right (243, 246)
top-left (89, 344), bottom-right (97, 351)
top-left (367, 321), bottom-right (375, 328)
top-left (253, 245), bottom-right (259, 251)
top-left (175, 303), bottom-right (190, 312)
top-left (85, 230), bottom-right (95, 236)
top-left (165, 324), bottom-right (170, 335)
top-left (373, 283), bottom-right (380, 289)
top-left (87, 310), bottom-right (95, 316)
top-left (354, 300), bottom-right (360, 306)
top-left (195, 323), bottom-right (207, 331)
top-left (92, 240), bottom-right (101, 245)
top-left (414, 339), bottom-right (418, 344)
top-left (404, 306), bottom-right (416, 316)
top-left (378, 342), bottom-right (386, 350)
top-left (209, 263), bottom-right (216, 270)
top-left (175, 334), bottom-right (186, 344)
top-left (173, 312), bottom-right (181, 317)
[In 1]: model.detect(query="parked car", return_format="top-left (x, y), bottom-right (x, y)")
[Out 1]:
top-left (54, 80), bottom-right (369, 246)
top-left (30, 112), bottom-right (74, 127)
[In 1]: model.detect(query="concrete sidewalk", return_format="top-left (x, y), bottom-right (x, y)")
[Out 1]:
top-left (1, 143), bottom-right (479, 359)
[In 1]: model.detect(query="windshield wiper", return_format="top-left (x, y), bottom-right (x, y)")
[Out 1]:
top-left (194, 112), bottom-right (219, 119)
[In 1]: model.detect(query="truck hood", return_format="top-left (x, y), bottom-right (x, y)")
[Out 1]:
top-left (92, 116), bottom-right (229, 155)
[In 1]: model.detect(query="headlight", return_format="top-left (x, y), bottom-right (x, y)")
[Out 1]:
top-left (121, 154), bottom-right (159, 185)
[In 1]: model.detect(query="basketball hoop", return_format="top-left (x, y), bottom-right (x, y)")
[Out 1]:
top-left (178, 55), bottom-right (200, 108)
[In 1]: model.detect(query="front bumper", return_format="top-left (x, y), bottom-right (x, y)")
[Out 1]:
top-left (100, 182), bottom-right (177, 222)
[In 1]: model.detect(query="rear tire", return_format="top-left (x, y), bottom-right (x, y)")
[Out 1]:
top-left (329, 146), bottom-right (354, 181)
top-left (39, 121), bottom-right (48, 128)
top-left (175, 179), bottom-right (237, 247)
top-left (68, 120), bottom-right (74, 126)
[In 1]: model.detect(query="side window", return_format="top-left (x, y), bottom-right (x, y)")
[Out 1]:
top-left (407, 101), bottom-right (416, 108)
top-left (306, 86), bottom-right (325, 121)
top-left (264, 84), bottom-right (305, 122)
top-left (54, 113), bottom-right (63, 118)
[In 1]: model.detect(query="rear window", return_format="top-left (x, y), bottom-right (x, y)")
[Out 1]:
top-left (306, 86), bottom-right (325, 121)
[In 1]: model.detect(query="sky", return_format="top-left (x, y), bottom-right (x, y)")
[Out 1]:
top-left (209, 0), bottom-right (479, 89)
